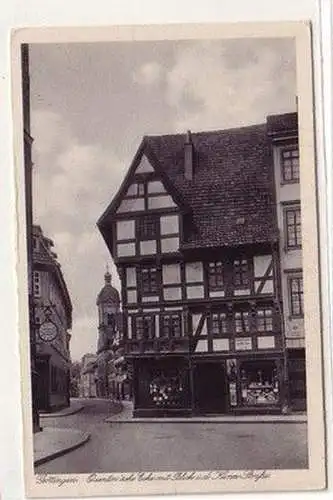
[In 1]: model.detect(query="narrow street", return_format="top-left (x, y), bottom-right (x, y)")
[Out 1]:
top-left (35, 398), bottom-right (308, 474)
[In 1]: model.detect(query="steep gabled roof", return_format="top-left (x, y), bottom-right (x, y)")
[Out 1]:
top-left (145, 122), bottom-right (280, 248)
top-left (98, 113), bottom-right (297, 251)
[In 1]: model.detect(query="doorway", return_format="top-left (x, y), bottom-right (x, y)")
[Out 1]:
top-left (194, 362), bottom-right (227, 414)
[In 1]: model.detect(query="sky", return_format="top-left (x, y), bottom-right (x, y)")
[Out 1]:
top-left (29, 37), bottom-right (296, 361)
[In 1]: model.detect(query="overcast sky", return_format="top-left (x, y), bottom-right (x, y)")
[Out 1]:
top-left (29, 37), bottom-right (296, 361)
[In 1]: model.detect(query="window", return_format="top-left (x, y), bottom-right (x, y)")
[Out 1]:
top-left (281, 147), bottom-right (299, 182)
top-left (285, 207), bottom-right (302, 248)
top-left (211, 312), bottom-right (228, 336)
top-left (133, 315), bottom-right (155, 340)
top-left (137, 216), bottom-right (158, 240)
top-left (107, 314), bottom-right (115, 327)
top-left (235, 311), bottom-right (250, 333)
top-left (289, 276), bottom-right (304, 317)
top-left (33, 271), bottom-right (41, 297)
top-left (256, 309), bottom-right (273, 332)
top-left (240, 361), bottom-right (279, 406)
top-left (161, 314), bottom-right (182, 338)
top-left (208, 262), bottom-right (224, 290)
top-left (234, 259), bottom-right (249, 287)
top-left (141, 267), bottom-right (158, 295)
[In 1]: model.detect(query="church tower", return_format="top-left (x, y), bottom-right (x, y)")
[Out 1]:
top-left (96, 268), bottom-right (121, 397)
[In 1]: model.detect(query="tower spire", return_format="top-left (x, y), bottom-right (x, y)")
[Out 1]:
top-left (105, 263), bottom-right (111, 284)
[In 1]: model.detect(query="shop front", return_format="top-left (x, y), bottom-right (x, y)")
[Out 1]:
top-left (131, 353), bottom-right (284, 417)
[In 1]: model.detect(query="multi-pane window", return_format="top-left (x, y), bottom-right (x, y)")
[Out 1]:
top-left (234, 259), bottom-right (249, 287)
top-left (211, 312), bottom-right (228, 336)
top-left (161, 314), bottom-right (182, 338)
top-left (289, 277), bottom-right (304, 317)
top-left (137, 216), bottom-right (158, 240)
top-left (141, 267), bottom-right (158, 294)
top-left (281, 148), bottom-right (299, 182)
top-left (208, 262), bottom-right (224, 290)
top-left (33, 271), bottom-right (41, 297)
top-left (285, 207), bottom-right (302, 248)
top-left (256, 309), bottom-right (273, 332)
top-left (235, 311), bottom-right (250, 333)
top-left (133, 315), bottom-right (155, 340)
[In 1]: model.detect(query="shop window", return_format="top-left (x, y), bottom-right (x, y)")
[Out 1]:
top-left (281, 147), bottom-right (299, 183)
top-left (140, 267), bottom-right (158, 295)
top-left (233, 259), bottom-right (249, 287)
top-left (240, 361), bottom-right (279, 406)
top-left (256, 308), bottom-right (273, 332)
top-left (288, 276), bottom-right (304, 317)
top-left (133, 315), bottom-right (155, 340)
top-left (137, 215), bottom-right (159, 240)
top-left (208, 262), bottom-right (224, 290)
top-left (211, 312), bottom-right (228, 336)
top-left (234, 311), bottom-right (250, 334)
top-left (161, 314), bottom-right (182, 338)
top-left (285, 207), bottom-right (302, 249)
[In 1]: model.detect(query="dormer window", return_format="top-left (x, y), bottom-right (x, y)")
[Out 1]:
top-left (281, 147), bottom-right (299, 183)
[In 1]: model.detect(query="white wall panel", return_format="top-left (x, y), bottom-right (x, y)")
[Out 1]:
top-left (187, 285), bottom-right (204, 299)
top-left (162, 263), bottom-right (181, 284)
top-left (117, 243), bottom-right (136, 257)
top-left (135, 155), bottom-right (154, 173)
top-left (257, 336), bottom-right (275, 349)
top-left (253, 255), bottom-right (272, 277)
top-left (147, 181), bottom-right (166, 193)
top-left (117, 198), bottom-right (145, 213)
top-left (140, 240), bottom-right (157, 255)
top-left (116, 220), bottom-right (135, 240)
top-left (126, 267), bottom-right (136, 287)
top-left (160, 214), bottom-right (179, 235)
top-left (148, 195), bottom-right (176, 209)
top-left (163, 287), bottom-right (181, 301)
top-left (127, 290), bottom-right (137, 303)
top-left (213, 339), bottom-right (230, 351)
top-left (161, 237), bottom-right (179, 253)
top-left (185, 262), bottom-right (203, 282)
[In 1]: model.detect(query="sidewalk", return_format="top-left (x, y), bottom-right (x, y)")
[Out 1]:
top-left (40, 399), bottom-right (84, 418)
top-left (34, 427), bottom-right (90, 466)
top-left (106, 402), bottom-right (307, 424)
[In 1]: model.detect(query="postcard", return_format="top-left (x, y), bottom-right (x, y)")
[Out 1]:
top-left (11, 21), bottom-right (327, 497)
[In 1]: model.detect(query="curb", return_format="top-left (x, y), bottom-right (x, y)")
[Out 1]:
top-left (106, 417), bottom-right (307, 424)
top-left (34, 432), bottom-right (91, 466)
top-left (40, 404), bottom-right (84, 418)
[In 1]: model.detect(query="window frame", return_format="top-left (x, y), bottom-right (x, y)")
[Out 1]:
top-left (256, 308), bottom-right (273, 333)
top-left (208, 261), bottom-right (224, 291)
top-left (33, 270), bottom-right (41, 298)
top-left (284, 206), bottom-right (302, 250)
top-left (132, 314), bottom-right (156, 340)
top-left (140, 267), bottom-right (159, 296)
top-left (211, 312), bottom-right (228, 337)
top-left (160, 313), bottom-right (182, 338)
top-left (233, 259), bottom-right (250, 288)
top-left (136, 215), bottom-right (159, 241)
top-left (288, 275), bottom-right (304, 318)
top-left (234, 311), bottom-right (251, 334)
top-left (280, 146), bottom-right (300, 184)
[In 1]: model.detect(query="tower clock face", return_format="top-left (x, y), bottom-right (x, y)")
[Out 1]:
top-left (39, 321), bottom-right (58, 342)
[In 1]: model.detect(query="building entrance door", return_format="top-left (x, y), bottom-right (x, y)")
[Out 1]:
top-left (194, 362), bottom-right (226, 414)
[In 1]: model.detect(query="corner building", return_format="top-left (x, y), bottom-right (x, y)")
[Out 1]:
top-left (33, 225), bottom-right (72, 412)
top-left (98, 114), bottom-right (300, 417)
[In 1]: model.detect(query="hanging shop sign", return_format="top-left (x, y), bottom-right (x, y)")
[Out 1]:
top-left (39, 320), bottom-right (58, 343)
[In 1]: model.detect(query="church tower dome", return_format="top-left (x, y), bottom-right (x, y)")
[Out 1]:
top-left (96, 268), bottom-right (120, 307)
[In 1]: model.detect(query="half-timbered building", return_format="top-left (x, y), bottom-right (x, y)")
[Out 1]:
top-left (98, 117), bottom-right (290, 417)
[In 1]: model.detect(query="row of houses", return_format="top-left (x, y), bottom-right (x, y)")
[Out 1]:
top-left (97, 111), bottom-right (306, 417)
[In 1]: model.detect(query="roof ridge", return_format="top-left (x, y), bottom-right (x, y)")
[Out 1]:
top-left (146, 122), bottom-right (267, 140)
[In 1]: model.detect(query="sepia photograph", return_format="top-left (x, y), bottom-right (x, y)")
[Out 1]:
top-left (12, 22), bottom-right (326, 496)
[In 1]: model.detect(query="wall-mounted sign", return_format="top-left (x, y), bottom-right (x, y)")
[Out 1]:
top-left (39, 321), bottom-right (58, 343)
top-left (235, 337), bottom-right (252, 351)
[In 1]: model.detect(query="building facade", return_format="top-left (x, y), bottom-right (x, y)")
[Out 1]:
top-left (98, 113), bottom-right (305, 417)
top-left (33, 225), bottom-right (73, 412)
top-left (79, 354), bottom-right (98, 398)
top-left (268, 114), bottom-right (306, 411)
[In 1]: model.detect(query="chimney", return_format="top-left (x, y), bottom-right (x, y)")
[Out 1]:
top-left (184, 130), bottom-right (194, 180)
